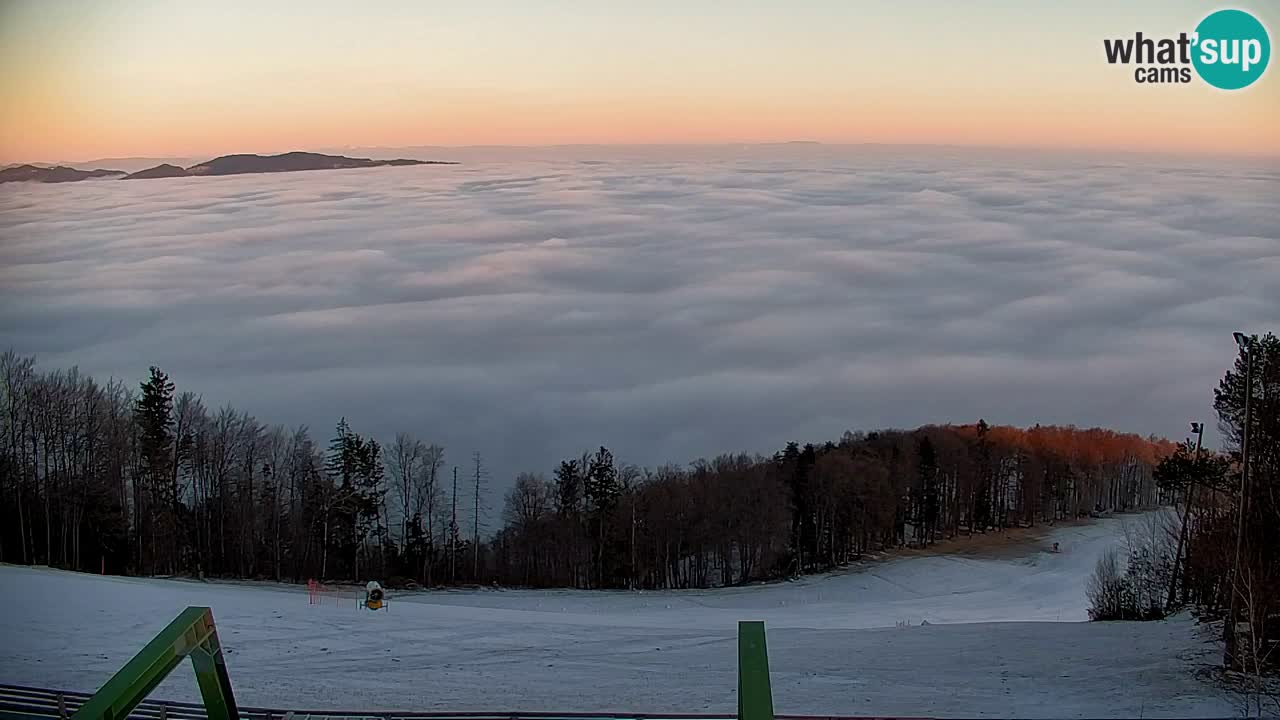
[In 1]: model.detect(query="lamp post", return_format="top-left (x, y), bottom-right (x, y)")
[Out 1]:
top-left (1224, 332), bottom-right (1254, 669)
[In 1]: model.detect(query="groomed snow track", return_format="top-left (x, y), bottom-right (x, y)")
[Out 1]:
top-left (0, 685), bottom-right (927, 720)
top-left (2, 517), bottom-right (1237, 717)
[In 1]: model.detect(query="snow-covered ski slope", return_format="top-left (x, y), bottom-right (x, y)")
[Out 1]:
top-left (0, 514), bottom-right (1232, 718)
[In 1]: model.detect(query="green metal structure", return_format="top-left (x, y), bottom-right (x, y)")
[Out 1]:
top-left (72, 606), bottom-right (238, 720)
top-left (65, 607), bottom-right (773, 720)
top-left (737, 621), bottom-right (774, 720)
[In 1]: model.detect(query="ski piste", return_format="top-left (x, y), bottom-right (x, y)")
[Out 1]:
top-left (1, 608), bottom-right (931, 720)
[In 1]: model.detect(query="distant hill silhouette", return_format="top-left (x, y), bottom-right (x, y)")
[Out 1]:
top-left (69, 156), bottom-right (198, 172)
top-left (124, 163), bottom-right (189, 180)
top-left (185, 152), bottom-right (454, 176)
top-left (5, 152), bottom-right (459, 184)
top-left (0, 165), bottom-right (127, 184)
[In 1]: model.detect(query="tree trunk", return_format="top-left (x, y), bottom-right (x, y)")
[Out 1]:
top-left (17, 480), bottom-right (27, 564)
top-left (321, 513), bottom-right (329, 580)
top-left (1167, 481), bottom-right (1197, 608)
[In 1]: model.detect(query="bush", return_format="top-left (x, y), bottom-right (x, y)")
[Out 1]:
top-left (1087, 549), bottom-right (1130, 620)
top-left (1087, 519), bottom-right (1175, 621)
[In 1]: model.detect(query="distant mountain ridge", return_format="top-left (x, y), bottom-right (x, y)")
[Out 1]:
top-left (0, 165), bottom-right (126, 184)
top-left (124, 163), bottom-right (188, 180)
top-left (1, 152), bottom-right (457, 184)
top-left (176, 151), bottom-right (453, 178)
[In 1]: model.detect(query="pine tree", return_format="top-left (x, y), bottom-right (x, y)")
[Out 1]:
top-left (917, 436), bottom-right (938, 546)
top-left (354, 437), bottom-right (385, 578)
top-left (133, 366), bottom-right (174, 573)
top-left (325, 418), bottom-right (356, 488)
top-left (585, 447), bottom-right (620, 586)
top-left (973, 419), bottom-right (993, 530)
top-left (322, 418), bottom-right (376, 579)
top-left (554, 459), bottom-right (583, 516)
top-left (585, 446), bottom-right (620, 510)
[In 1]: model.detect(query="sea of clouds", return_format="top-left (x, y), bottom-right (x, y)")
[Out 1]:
top-left (1, 145), bottom-right (1277, 492)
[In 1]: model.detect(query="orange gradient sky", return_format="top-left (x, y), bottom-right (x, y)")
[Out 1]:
top-left (1, 0), bottom-right (1277, 163)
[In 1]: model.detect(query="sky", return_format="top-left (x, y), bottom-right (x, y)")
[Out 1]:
top-left (1, 0), bottom-right (1278, 162)
top-left (1, 146), bottom-right (1276, 493)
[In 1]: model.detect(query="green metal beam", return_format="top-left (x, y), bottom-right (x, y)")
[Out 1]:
top-left (737, 621), bottom-right (774, 720)
top-left (73, 607), bottom-right (239, 720)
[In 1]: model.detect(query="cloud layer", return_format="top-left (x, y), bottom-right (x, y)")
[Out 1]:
top-left (2, 145), bottom-right (1277, 488)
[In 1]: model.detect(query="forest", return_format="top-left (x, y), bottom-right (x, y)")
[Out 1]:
top-left (1072, 333), bottom-right (1279, 680)
top-left (1140, 333), bottom-right (1278, 674)
top-left (0, 348), bottom-right (1184, 590)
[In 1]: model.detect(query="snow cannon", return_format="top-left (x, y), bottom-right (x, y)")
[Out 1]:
top-left (362, 580), bottom-right (386, 611)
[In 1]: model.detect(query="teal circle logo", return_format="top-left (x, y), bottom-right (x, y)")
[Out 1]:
top-left (1192, 9), bottom-right (1270, 89)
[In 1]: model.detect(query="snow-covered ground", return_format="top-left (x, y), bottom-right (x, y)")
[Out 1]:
top-left (0, 515), bottom-right (1232, 717)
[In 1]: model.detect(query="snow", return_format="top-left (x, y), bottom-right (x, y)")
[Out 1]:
top-left (0, 515), bottom-right (1233, 717)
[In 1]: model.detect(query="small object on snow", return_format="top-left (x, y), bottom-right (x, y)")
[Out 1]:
top-left (361, 580), bottom-right (387, 611)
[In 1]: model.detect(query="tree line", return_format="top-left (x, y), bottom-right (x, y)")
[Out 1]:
top-left (1134, 332), bottom-right (1278, 675)
top-left (0, 356), bottom-right (476, 584)
top-left (492, 422), bottom-right (1171, 588)
top-left (0, 349), bottom-right (1173, 589)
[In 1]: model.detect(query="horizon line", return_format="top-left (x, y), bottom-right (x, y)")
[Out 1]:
top-left (9, 140), bottom-right (1280, 169)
